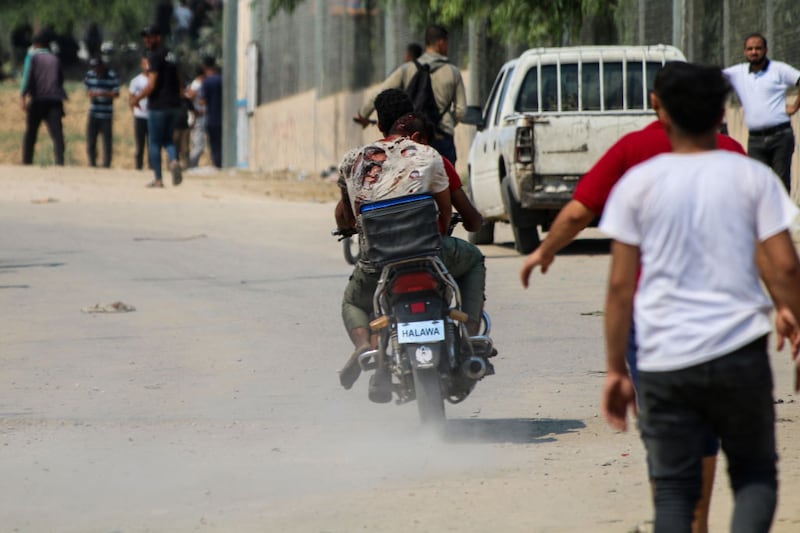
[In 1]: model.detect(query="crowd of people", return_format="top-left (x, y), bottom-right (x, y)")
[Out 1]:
top-left (18, 1), bottom-right (224, 181)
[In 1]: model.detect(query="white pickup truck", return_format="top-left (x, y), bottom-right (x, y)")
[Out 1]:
top-left (463, 45), bottom-right (686, 253)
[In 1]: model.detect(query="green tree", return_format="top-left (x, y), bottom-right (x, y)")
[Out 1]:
top-left (0, 0), bottom-right (151, 43)
top-left (267, 0), bottom-right (617, 46)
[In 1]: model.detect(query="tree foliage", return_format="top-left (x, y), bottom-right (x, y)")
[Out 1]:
top-left (267, 0), bottom-right (617, 46)
top-left (0, 0), bottom-right (151, 42)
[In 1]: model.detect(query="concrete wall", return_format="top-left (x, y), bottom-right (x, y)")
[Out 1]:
top-left (247, 73), bottom-right (477, 178)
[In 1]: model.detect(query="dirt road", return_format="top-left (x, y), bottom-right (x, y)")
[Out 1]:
top-left (1, 165), bottom-right (799, 532)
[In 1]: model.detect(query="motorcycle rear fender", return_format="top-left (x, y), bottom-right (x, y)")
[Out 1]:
top-left (403, 342), bottom-right (443, 371)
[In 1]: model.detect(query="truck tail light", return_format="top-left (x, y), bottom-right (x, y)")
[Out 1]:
top-left (515, 126), bottom-right (533, 164)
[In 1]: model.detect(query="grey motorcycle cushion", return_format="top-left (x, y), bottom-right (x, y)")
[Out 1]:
top-left (359, 194), bottom-right (441, 268)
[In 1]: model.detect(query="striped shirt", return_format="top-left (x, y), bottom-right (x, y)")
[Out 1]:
top-left (84, 68), bottom-right (120, 119)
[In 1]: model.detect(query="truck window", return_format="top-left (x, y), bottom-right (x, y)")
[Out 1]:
top-left (581, 63), bottom-right (601, 110)
top-left (561, 64), bottom-right (578, 111)
top-left (515, 67), bottom-right (538, 113)
top-left (627, 61), bottom-right (645, 109)
top-left (482, 68), bottom-right (505, 125)
top-left (542, 64), bottom-right (558, 111)
top-left (493, 66), bottom-right (515, 125)
top-left (603, 62), bottom-right (623, 110)
top-left (645, 62), bottom-right (662, 109)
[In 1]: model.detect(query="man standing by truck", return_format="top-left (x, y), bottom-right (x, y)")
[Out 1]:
top-left (354, 25), bottom-right (466, 164)
top-left (724, 32), bottom-right (800, 193)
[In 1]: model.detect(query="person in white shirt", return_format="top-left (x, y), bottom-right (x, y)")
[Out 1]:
top-left (128, 55), bottom-right (150, 170)
top-left (724, 32), bottom-right (800, 192)
top-left (185, 64), bottom-right (206, 167)
top-left (600, 61), bottom-right (800, 532)
top-left (173, 0), bottom-right (193, 43)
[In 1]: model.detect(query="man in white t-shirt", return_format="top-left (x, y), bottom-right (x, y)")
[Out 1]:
top-left (600, 62), bottom-right (800, 532)
top-left (128, 55), bottom-right (150, 170)
top-left (724, 32), bottom-right (800, 192)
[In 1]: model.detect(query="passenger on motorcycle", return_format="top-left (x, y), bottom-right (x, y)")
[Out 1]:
top-left (336, 89), bottom-right (487, 394)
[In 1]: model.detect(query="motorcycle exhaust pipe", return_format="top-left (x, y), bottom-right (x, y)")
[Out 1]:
top-left (462, 356), bottom-right (487, 380)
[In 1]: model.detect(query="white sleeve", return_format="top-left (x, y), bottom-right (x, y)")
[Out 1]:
top-left (598, 171), bottom-right (642, 246)
top-left (755, 166), bottom-right (800, 241)
top-left (777, 62), bottom-right (800, 87)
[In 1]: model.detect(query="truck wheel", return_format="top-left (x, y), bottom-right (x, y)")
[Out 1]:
top-left (468, 221), bottom-right (495, 245)
top-left (501, 176), bottom-right (540, 254)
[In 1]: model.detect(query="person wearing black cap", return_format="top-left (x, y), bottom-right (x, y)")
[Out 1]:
top-left (84, 57), bottom-right (120, 168)
top-left (20, 30), bottom-right (67, 166)
top-left (130, 25), bottom-right (183, 187)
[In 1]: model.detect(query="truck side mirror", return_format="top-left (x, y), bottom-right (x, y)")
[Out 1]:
top-left (461, 105), bottom-right (485, 130)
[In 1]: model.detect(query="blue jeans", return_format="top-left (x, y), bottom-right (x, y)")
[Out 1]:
top-left (637, 336), bottom-right (777, 533)
top-left (748, 127), bottom-right (795, 192)
top-left (148, 108), bottom-right (179, 180)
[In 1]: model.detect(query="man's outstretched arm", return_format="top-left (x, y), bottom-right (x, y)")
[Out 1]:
top-left (520, 199), bottom-right (596, 287)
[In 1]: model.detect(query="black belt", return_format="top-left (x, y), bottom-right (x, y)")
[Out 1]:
top-left (749, 122), bottom-right (792, 137)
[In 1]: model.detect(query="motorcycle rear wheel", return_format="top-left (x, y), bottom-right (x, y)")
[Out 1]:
top-left (413, 367), bottom-right (445, 426)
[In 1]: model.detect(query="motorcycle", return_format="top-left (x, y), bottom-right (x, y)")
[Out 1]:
top-left (334, 194), bottom-right (495, 426)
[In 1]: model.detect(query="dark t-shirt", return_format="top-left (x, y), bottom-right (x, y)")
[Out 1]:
top-left (201, 73), bottom-right (222, 128)
top-left (147, 47), bottom-right (181, 110)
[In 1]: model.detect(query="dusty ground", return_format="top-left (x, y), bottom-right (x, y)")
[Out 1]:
top-left (2, 164), bottom-right (800, 533)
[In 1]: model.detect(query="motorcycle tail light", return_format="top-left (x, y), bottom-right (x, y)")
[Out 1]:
top-left (391, 272), bottom-right (438, 294)
top-left (410, 302), bottom-right (426, 314)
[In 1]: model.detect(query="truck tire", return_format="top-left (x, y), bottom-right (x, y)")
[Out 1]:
top-left (465, 168), bottom-right (495, 244)
top-left (501, 176), bottom-right (540, 254)
top-left (468, 221), bottom-right (495, 245)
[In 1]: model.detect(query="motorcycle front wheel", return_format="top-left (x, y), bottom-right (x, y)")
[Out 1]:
top-left (413, 367), bottom-right (445, 426)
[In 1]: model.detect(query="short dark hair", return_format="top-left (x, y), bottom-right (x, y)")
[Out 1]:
top-left (425, 25), bottom-right (448, 47)
top-left (32, 30), bottom-right (52, 46)
top-left (374, 89), bottom-right (414, 136)
top-left (744, 32), bottom-right (767, 49)
top-left (389, 113), bottom-right (435, 143)
top-left (653, 62), bottom-right (730, 135)
top-left (406, 43), bottom-right (423, 61)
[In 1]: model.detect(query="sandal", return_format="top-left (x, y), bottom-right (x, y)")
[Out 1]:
top-left (146, 179), bottom-right (164, 188)
top-left (339, 346), bottom-right (370, 390)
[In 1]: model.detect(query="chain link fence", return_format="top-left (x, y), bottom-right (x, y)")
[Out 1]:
top-left (250, 0), bottom-right (800, 108)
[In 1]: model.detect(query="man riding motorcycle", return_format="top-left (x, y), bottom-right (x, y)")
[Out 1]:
top-left (335, 89), bottom-right (488, 399)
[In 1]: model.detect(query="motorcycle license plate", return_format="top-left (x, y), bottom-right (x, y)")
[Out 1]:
top-left (397, 320), bottom-right (445, 344)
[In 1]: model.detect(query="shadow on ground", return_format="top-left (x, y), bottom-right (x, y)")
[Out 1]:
top-left (490, 238), bottom-right (611, 258)
top-left (444, 417), bottom-right (586, 444)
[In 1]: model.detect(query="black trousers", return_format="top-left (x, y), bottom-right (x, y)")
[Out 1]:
top-left (207, 124), bottom-right (222, 168)
top-left (87, 115), bottom-right (113, 168)
top-left (134, 116), bottom-right (149, 170)
top-left (23, 100), bottom-right (65, 165)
